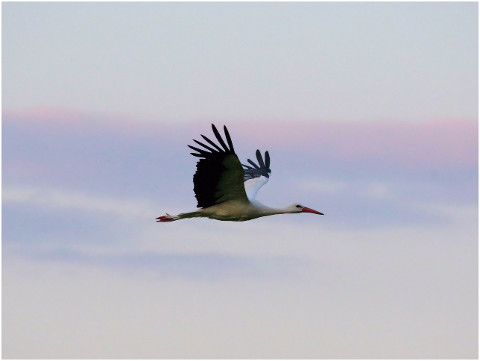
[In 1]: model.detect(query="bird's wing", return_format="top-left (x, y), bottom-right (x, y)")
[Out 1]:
top-left (188, 124), bottom-right (249, 208)
top-left (241, 150), bottom-right (271, 201)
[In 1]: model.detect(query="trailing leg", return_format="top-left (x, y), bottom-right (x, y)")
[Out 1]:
top-left (156, 210), bottom-right (202, 222)
top-left (156, 213), bottom-right (179, 222)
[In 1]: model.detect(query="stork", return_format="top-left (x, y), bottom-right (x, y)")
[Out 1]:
top-left (156, 124), bottom-right (323, 222)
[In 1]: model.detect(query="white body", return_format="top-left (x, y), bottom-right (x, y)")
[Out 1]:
top-left (181, 200), bottom-right (300, 222)
top-left (156, 124), bottom-right (323, 223)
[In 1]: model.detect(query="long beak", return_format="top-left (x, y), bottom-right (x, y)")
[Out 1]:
top-left (302, 207), bottom-right (324, 215)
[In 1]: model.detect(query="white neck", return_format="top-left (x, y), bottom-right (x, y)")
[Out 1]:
top-left (251, 201), bottom-right (295, 216)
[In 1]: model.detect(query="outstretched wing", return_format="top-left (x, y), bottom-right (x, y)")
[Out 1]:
top-left (242, 150), bottom-right (271, 201)
top-left (188, 124), bottom-right (249, 208)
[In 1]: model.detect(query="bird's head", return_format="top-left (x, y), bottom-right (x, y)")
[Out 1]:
top-left (288, 204), bottom-right (324, 215)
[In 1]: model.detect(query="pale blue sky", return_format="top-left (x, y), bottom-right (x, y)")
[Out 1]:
top-left (4, 115), bottom-right (477, 358)
top-left (3, 2), bottom-right (478, 358)
top-left (3, 2), bottom-right (478, 122)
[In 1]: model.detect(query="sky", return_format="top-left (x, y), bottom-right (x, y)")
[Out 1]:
top-left (2, 2), bottom-right (478, 359)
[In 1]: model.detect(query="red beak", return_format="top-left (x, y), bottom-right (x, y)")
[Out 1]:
top-left (301, 207), bottom-right (324, 215)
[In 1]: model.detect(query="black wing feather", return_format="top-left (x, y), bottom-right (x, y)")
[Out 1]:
top-left (247, 159), bottom-right (260, 168)
top-left (193, 139), bottom-right (218, 153)
top-left (256, 149), bottom-right (265, 168)
top-left (187, 144), bottom-right (210, 157)
top-left (264, 151), bottom-right (270, 169)
top-left (242, 149), bottom-right (272, 181)
top-left (201, 134), bottom-right (223, 152)
top-left (189, 124), bottom-right (248, 208)
top-left (223, 125), bottom-right (235, 153)
top-left (212, 124), bottom-right (229, 152)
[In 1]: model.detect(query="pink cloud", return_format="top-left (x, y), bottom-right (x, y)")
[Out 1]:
top-left (234, 119), bottom-right (477, 168)
top-left (3, 111), bottom-right (476, 224)
top-left (4, 109), bottom-right (477, 169)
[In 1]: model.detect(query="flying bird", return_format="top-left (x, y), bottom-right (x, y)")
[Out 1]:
top-left (156, 124), bottom-right (323, 222)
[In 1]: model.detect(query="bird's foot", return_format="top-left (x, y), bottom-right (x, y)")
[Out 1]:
top-left (156, 213), bottom-right (179, 222)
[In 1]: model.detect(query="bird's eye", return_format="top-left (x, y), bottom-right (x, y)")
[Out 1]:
top-left (296, 204), bottom-right (302, 208)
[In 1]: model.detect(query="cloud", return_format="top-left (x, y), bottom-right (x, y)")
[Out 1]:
top-left (3, 112), bottom-right (477, 233)
top-left (232, 118), bottom-right (477, 166)
top-left (3, 185), bottom-right (157, 218)
top-left (3, 112), bottom-right (477, 359)
top-left (4, 214), bottom-right (477, 358)
top-left (3, 1), bottom-right (477, 355)
top-left (5, 110), bottom-right (477, 166)
top-left (12, 248), bottom-right (305, 281)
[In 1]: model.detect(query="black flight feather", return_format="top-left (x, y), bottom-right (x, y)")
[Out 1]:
top-left (247, 159), bottom-right (260, 168)
top-left (187, 145), bottom-right (210, 157)
top-left (264, 151), bottom-right (270, 169)
top-left (193, 139), bottom-right (218, 153)
top-left (242, 149), bottom-right (272, 181)
top-left (223, 125), bottom-right (235, 153)
top-left (188, 124), bottom-right (245, 208)
top-left (256, 149), bottom-right (265, 168)
top-left (212, 124), bottom-right (229, 152)
top-left (201, 134), bottom-right (223, 152)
